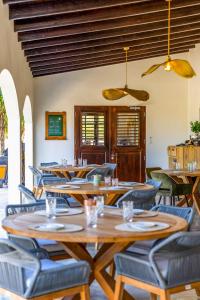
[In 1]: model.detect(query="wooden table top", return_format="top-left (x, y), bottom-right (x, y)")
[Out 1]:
top-left (152, 169), bottom-right (200, 177)
top-left (2, 208), bottom-right (187, 243)
top-left (44, 182), bottom-right (153, 195)
top-left (40, 165), bottom-right (99, 173)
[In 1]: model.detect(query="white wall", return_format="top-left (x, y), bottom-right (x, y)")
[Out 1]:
top-left (0, 3), bottom-right (33, 202)
top-left (188, 45), bottom-right (200, 131)
top-left (34, 53), bottom-right (189, 169)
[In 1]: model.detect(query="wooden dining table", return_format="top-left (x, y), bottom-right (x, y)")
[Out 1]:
top-left (2, 208), bottom-right (187, 300)
top-left (45, 182), bottom-right (153, 206)
top-left (40, 165), bottom-right (99, 180)
top-left (152, 169), bottom-right (200, 214)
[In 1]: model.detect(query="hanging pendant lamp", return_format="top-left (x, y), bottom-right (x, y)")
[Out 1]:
top-left (102, 47), bottom-right (149, 101)
top-left (141, 0), bottom-right (196, 78)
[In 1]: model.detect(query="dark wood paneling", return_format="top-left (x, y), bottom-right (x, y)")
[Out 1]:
top-left (32, 48), bottom-right (189, 77)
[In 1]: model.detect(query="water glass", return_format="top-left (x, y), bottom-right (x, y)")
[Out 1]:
top-left (112, 178), bottom-right (119, 186)
top-left (93, 174), bottom-right (101, 186)
top-left (83, 159), bottom-right (88, 167)
top-left (104, 176), bottom-right (111, 186)
top-left (78, 157), bottom-right (82, 167)
top-left (85, 205), bottom-right (98, 228)
top-left (46, 197), bottom-right (56, 219)
top-left (95, 196), bottom-right (104, 216)
top-left (192, 161), bottom-right (197, 171)
top-left (175, 162), bottom-right (181, 170)
top-left (122, 201), bottom-right (134, 222)
top-left (73, 159), bottom-right (77, 167)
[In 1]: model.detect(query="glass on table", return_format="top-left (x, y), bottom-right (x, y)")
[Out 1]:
top-left (82, 159), bottom-right (88, 167)
top-left (73, 159), bottom-right (77, 167)
top-left (112, 178), bottom-right (119, 186)
top-left (84, 199), bottom-right (98, 228)
top-left (46, 197), bottom-right (57, 219)
top-left (104, 176), bottom-right (111, 186)
top-left (94, 196), bottom-right (104, 217)
top-left (122, 201), bottom-right (134, 222)
top-left (78, 158), bottom-right (82, 167)
top-left (175, 162), bottom-right (181, 170)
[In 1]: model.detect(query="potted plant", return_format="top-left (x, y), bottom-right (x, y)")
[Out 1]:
top-left (190, 121), bottom-right (200, 145)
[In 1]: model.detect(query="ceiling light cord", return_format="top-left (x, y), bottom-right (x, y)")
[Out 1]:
top-left (167, 0), bottom-right (171, 60)
top-left (125, 49), bottom-right (128, 87)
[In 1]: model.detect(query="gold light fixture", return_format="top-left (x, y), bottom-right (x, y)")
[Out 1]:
top-left (142, 0), bottom-right (196, 78)
top-left (102, 47), bottom-right (149, 101)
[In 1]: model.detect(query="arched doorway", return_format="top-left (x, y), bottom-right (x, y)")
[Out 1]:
top-left (23, 96), bottom-right (33, 189)
top-left (0, 69), bottom-right (21, 203)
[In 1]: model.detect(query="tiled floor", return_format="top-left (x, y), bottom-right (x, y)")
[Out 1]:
top-left (0, 191), bottom-right (199, 299)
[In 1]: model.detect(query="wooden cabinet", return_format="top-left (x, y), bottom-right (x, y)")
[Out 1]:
top-left (168, 145), bottom-right (200, 168)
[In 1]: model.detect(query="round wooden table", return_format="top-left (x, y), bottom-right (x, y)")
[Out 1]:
top-left (2, 208), bottom-right (187, 300)
top-left (40, 165), bottom-right (98, 180)
top-left (45, 183), bottom-right (153, 206)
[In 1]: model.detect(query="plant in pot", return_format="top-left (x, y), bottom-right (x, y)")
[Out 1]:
top-left (190, 121), bottom-right (200, 145)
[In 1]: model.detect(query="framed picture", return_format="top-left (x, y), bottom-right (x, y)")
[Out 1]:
top-left (45, 111), bottom-right (66, 140)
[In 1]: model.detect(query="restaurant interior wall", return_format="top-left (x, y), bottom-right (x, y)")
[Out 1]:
top-left (34, 53), bottom-right (188, 169)
top-left (0, 3), bottom-right (34, 202)
top-left (188, 44), bottom-right (200, 129)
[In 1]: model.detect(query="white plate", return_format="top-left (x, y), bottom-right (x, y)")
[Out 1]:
top-left (115, 222), bottom-right (170, 232)
top-left (51, 185), bottom-right (80, 189)
top-left (34, 208), bottom-right (83, 216)
top-left (119, 182), bottom-right (145, 187)
top-left (71, 181), bottom-right (88, 184)
top-left (29, 223), bottom-right (84, 232)
top-left (133, 209), bottom-right (144, 215)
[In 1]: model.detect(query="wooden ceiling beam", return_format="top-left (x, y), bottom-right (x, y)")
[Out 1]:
top-left (8, 0), bottom-right (151, 20)
top-left (27, 38), bottom-right (197, 63)
top-left (30, 47), bottom-right (192, 72)
top-left (17, 6), bottom-right (200, 42)
top-left (14, 0), bottom-right (200, 31)
top-left (32, 49), bottom-right (189, 77)
top-left (3, 0), bottom-right (48, 4)
top-left (21, 20), bottom-right (200, 50)
top-left (24, 28), bottom-right (200, 57)
top-left (29, 44), bottom-right (195, 68)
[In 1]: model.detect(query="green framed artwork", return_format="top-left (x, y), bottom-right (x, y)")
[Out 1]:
top-left (45, 111), bottom-right (66, 140)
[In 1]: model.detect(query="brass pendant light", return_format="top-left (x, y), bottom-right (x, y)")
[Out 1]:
top-left (102, 47), bottom-right (149, 101)
top-left (142, 0), bottom-right (196, 78)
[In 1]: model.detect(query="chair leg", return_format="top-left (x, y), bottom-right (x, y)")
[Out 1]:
top-left (157, 196), bottom-right (162, 205)
top-left (114, 275), bottom-right (124, 300)
top-left (80, 285), bottom-right (90, 300)
top-left (150, 293), bottom-right (157, 300)
top-left (185, 195), bottom-right (190, 207)
top-left (195, 287), bottom-right (200, 297)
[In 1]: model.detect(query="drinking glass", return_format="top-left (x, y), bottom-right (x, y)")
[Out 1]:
top-left (85, 205), bottom-right (98, 228)
top-left (104, 176), bottom-right (111, 186)
top-left (112, 178), bottom-right (119, 186)
top-left (192, 161), bottom-right (197, 171)
top-left (95, 196), bottom-right (104, 216)
top-left (46, 197), bottom-right (56, 219)
top-left (73, 159), bottom-right (77, 167)
top-left (187, 162), bottom-right (193, 172)
top-left (122, 201), bottom-right (134, 222)
top-left (175, 162), bottom-right (181, 170)
top-left (78, 158), bottom-right (82, 167)
top-left (83, 159), bottom-right (88, 167)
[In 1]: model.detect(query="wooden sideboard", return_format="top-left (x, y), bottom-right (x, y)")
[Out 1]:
top-left (168, 145), bottom-right (200, 169)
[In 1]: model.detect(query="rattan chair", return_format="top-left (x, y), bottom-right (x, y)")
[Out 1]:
top-left (114, 231), bottom-right (200, 300)
top-left (0, 238), bottom-right (90, 300)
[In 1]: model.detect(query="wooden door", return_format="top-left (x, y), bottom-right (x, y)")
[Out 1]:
top-left (109, 106), bottom-right (146, 182)
top-left (74, 106), bottom-right (109, 165)
top-left (74, 106), bottom-right (146, 182)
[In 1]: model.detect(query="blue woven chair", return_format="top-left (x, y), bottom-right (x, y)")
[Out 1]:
top-left (103, 163), bottom-right (117, 176)
top-left (116, 187), bottom-right (159, 210)
top-left (72, 167), bottom-right (112, 182)
top-left (129, 205), bottom-right (194, 255)
top-left (6, 202), bottom-right (70, 259)
top-left (0, 238), bottom-right (90, 300)
top-left (114, 232), bottom-right (200, 300)
top-left (29, 165), bottom-right (65, 198)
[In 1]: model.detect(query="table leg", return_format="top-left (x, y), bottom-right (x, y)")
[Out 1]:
top-left (191, 176), bottom-right (200, 215)
top-left (61, 242), bottom-right (135, 300)
top-left (70, 194), bottom-right (87, 205)
top-left (105, 193), bottom-right (121, 206)
top-left (76, 171), bottom-right (88, 178)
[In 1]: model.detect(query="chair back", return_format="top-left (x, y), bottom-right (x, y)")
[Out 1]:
top-left (151, 204), bottom-right (194, 226)
top-left (151, 172), bottom-right (174, 190)
top-left (103, 163), bottom-right (117, 176)
top-left (0, 238), bottom-right (40, 298)
top-left (6, 202), bottom-right (46, 217)
top-left (146, 167), bottom-right (162, 179)
top-left (18, 184), bottom-right (36, 204)
top-left (40, 162), bottom-right (58, 167)
top-left (28, 166), bottom-right (41, 176)
top-left (117, 187), bottom-right (158, 210)
top-left (86, 167), bottom-right (111, 181)
top-left (150, 231), bottom-right (200, 289)
top-left (146, 179), bottom-right (162, 189)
